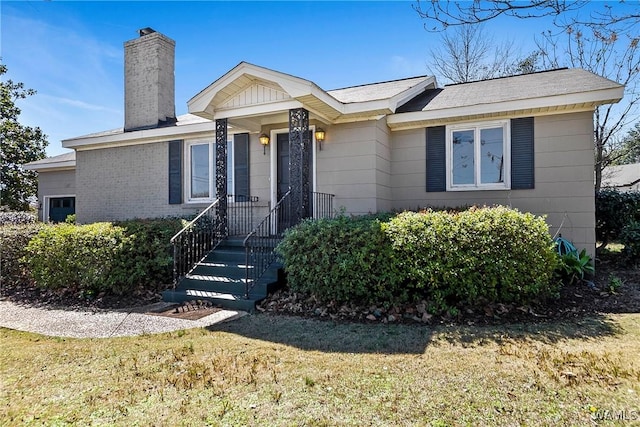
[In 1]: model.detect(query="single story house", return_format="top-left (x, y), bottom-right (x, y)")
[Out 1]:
top-left (601, 163), bottom-right (640, 192)
top-left (24, 28), bottom-right (624, 307)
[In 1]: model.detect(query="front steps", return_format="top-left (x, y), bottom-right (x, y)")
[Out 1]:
top-left (162, 238), bottom-right (282, 312)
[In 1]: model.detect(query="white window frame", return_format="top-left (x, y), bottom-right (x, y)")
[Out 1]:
top-left (185, 138), bottom-right (235, 203)
top-left (42, 194), bottom-right (76, 223)
top-left (445, 120), bottom-right (511, 191)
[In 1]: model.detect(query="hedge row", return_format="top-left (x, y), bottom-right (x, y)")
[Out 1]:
top-left (2, 218), bottom-right (184, 297)
top-left (277, 207), bottom-right (559, 314)
top-left (0, 223), bottom-right (45, 286)
top-left (596, 189), bottom-right (640, 247)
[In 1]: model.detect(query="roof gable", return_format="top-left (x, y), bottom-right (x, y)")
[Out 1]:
top-left (219, 81), bottom-right (292, 110)
top-left (188, 62), bottom-right (435, 125)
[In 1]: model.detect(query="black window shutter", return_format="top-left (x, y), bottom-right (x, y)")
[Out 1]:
top-left (168, 140), bottom-right (183, 204)
top-left (511, 117), bottom-right (535, 190)
top-left (234, 133), bottom-right (250, 200)
top-left (426, 126), bottom-right (446, 192)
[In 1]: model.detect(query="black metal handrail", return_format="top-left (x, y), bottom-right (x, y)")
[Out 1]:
top-left (243, 191), bottom-right (291, 299)
top-left (171, 198), bottom-right (224, 286)
top-left (227, 194), bottom-right (260, 236)
top-left (312, 191), bottom-right (335, 220)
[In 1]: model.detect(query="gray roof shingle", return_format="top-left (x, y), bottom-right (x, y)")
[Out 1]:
top-left (420, 68), bottom-right (621, 112)
top-left (328, 76), bottom-right (430, 103)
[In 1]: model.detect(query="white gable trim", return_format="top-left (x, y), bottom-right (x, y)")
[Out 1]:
top-left (188, 62), bottom-right (434, 124)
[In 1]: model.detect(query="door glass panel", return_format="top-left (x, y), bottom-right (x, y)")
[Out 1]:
top-left (480, 127), bottom-right (504, 183)
top-left (452, 129), bottom-right (475, 185)
top-left (191, 144), bottom-right (210, 198)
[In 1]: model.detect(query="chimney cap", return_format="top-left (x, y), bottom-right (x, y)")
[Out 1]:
top-left (138, 27), bottom-right (156, 37)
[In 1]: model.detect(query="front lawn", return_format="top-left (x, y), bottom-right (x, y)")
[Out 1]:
top-left (2, 313), bottom-right (639, 426)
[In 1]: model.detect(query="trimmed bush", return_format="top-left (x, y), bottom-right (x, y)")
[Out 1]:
top-left (620, 220), bottom-right (640, 264)
top-left (276, 214), bottom-right (404, 305)
top-left (0, 223), bottom-right (44, 286)
top-left (384, 207), bottom-right (559, 313)
top-left (24, 223), bottom-right (128, 293)
top-left (109, 218), bottom-right (185, 294)
top-left (23, 218), bottom-right (185, 296)
top-left (0, 211), bottom-right (36, 226)
top-left (277, 207), bottom-right (559, 315)
top-left (596, 189), bottom-right (640, 246)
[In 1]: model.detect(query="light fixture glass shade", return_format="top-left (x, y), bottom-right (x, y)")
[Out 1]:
top-left (315, 128), bottom-right (325, 142)
top-left (259, 134), bottom-right (270, 146)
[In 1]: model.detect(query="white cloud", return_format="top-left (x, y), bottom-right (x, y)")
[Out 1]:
top-left (42, 95), bottom-right (122, 115)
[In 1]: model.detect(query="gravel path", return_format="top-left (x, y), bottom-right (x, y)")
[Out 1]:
top-left (0, 300), bottom-right (246, 338)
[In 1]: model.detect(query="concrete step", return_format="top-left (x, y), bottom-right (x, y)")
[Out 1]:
top-left (163, 238), bottom-right (283, 312)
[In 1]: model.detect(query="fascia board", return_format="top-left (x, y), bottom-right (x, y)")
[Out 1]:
top-left (387, 87), bottom-right (624, 129)
top-left (62, 121), bottom-right (216, 150)
top-left (188, 62), bottom-right (248, 111)
top-left (23, 161), bottom-right (76, 171)
top-left (213, 99), bottom-right (305, 120)
top-left (188, 62), bottom-right (322, 114)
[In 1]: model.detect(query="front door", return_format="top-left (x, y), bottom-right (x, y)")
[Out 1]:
top-left (276, 133), bottom-right (290, 202)
top-left (276, 132), bottom-right (314, 230)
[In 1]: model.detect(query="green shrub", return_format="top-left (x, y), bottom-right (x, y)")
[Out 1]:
top-left (24, 218), bottom-right (185, 296)
top-left (109, 218), bottom-right (185, 294)
top-left (596, 189), bottom-right (640, 246)
top-left (276, 215), bottom-right (404, 305)
top-left (277, 207), bottom-right (559, 315)
top-left (384, 207), bottom-right (559, 314)
top-left (25, 223), bottom-right (128, 293)
top-left (620, 220), bottom-right (640, 264)
top-left (0, 223), bottom-right (44, 286)
top-left (556, 249), bottom-right (595, 286)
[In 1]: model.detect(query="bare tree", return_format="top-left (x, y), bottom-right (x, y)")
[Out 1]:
top-left (416, 1), bottom-right (640, 190)
top-left (536, 27), bottom-right (640, 190)
top-left (428, 24), bottom-right (518, 84)
top-left (413, 1), bottom-right (638, 34)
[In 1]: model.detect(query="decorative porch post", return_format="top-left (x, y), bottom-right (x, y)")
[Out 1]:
top-left (215, 118), bottom-right (228, 236)
top-left (289, 108), bottom-right (311, 225)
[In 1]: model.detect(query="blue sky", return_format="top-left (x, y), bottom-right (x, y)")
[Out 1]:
top-left (0, 1), bottom-right (608, 157)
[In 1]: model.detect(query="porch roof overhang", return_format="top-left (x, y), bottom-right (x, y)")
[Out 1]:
top-left (386, 68), bottom-right (625, 130)
top-left (187, 62), bottom-right (436, 128)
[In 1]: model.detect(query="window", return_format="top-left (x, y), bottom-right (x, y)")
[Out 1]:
top-left (186, 139), bottom-right (234, 202)
top-left (446, 120), bottom-right (510, 190)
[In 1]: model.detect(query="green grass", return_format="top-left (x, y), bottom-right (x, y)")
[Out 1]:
top-left (2, 313), bottom-right (640, 426)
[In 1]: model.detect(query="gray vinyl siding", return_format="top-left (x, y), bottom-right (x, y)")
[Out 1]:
top-left (315, 120), bottom-right (390, 215)
top-left (390, 111), bottom-right (596, 256)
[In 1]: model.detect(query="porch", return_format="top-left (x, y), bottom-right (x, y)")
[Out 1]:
top-left (163, 108), bottom-right (335, 311)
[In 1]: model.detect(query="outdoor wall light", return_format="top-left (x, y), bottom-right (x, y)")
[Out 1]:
top-left (259, 133), bottom-right (270, 155)
top-left (315, 128), bottom-right (326, 150)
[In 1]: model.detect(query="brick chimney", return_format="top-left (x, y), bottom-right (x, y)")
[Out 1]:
top-left (124, 28), bottom-right (176, 131)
